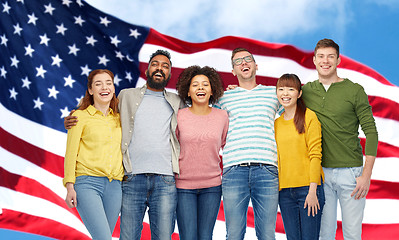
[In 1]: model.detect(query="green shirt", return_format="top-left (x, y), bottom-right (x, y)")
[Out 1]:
top-left (302, 78), bottom-right (378, 168)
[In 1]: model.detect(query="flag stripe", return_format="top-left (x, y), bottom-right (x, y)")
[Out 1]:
top-left (0, 209), bottom-right (89, 240)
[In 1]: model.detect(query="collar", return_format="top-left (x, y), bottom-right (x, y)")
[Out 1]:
top-left (86, 105), bottom-right (114, 116)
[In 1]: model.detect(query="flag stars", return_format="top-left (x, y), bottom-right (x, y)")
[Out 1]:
top-left (2, 2), bottom-right (11, 14)
top-left (68, 44), bottom-right (80, 56)
top-left (27, 13), bottom-right (38, 25)
top-left (98, 55), bottom-right (110, 66)
top-left (76, 0), bottom-right (84, 7)
top-left (36, 65), bottom-right (47, 78)
top-left (51, 54), bottom-right (63, 67)
top-left (125, 72), bottom-right (133, 83)
top-left (100, 16), bottom-right (111, 27)
top-left (64, 75), bottom-right (76, 88)
top-left (76, 95), bottom-right (83, 105)
top-left (129, 29), bottom-right (141, 39)
top-left (60, 106), bottom-right (71, 118)
top-left (115, 51), bottom-right (124, 60)
top-left (113, 74), bottom-right (122, 86)
top-left (0, 34), bottom-right (8, 46)
top-left (13, 23), bottom-right (23, 35)
top-left (86, 35), bottom-right (97, 46)
top-left (62, 0), bottom-right (72, 7)
top-left (110, 35), bottom-right (121, 47)
top-left (25, 44), bottom-right (35, 57)
top-left (1, 66), bottom-right (7, 78)
top-left (56, 23), bottom-right (67, 35)
top-left (33, 97), bottom-right (44, 110)
top-left (48, 85), bottom-right (59, 99)
top-left (44, 3), bottom-right (55, 15)
top-left (21, 76), bottom-right (31, 89)
top-left (81, 64), bottom-right (91, 76)
top-left (9, 88), bottom-right (18, 100)
top-left (10, 55), bottom-right (19, 68)
top-left (74, 15), bottom-right (85, 26)
top-left (39, 33), bottom-right (50, 46)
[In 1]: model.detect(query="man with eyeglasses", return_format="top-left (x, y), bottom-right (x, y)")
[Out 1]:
top-left (215, 47), bottom-right (282, 240)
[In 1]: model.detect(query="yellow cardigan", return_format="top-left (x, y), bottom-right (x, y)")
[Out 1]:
top-left (275, 108), bottom-right (323, 190)
top-left (63, 105), bottom-right (124, 186)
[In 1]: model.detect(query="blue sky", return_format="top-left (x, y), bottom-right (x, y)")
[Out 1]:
top-left (2, 0), bottom-right (398, 239)
top-left (82, 0), bottom-right (399, 86)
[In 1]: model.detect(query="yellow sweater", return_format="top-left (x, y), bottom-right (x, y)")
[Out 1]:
top-left (275, 108), bottom-right (323, 190)
top-left (63, 105), bottom-right (124, 186)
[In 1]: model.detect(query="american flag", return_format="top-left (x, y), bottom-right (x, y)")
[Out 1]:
top-left (1, 0), bottom-right (398, 239)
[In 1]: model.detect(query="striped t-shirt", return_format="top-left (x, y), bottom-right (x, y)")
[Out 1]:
top-left (215, 85), bottom-right (282, 168)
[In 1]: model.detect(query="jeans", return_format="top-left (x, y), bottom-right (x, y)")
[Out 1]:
top-left (120, 174), bottom-right (177, 240)
top-left (279, 184), bottom-right (325, 240)
top-left (222, 164), bottom-right (279, 240)
top-left (320, 167), bottom-right (365, 240)
top-left (176, 185), bottom-right (222, 240)
top-left (74, 175), bottom-right (122, 240)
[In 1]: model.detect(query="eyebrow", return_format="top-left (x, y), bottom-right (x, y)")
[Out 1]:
top-left (151, 60), bottom-right (170, 66)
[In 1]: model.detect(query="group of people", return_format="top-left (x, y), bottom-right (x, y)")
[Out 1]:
top-left (63, 38), bottom-right (378, 240)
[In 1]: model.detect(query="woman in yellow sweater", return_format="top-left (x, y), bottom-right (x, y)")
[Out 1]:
top-left (274, 73), bottom-right (324, 240)
top-left (63, 69), bottom-right (124, 240)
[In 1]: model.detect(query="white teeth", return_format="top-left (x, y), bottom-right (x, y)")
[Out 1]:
top-left (155, 73), bottom-right (162, 77)
top-left (196, 92), bottom-right (205, 96)
top-left (100, 92), bottom-right (109, 96)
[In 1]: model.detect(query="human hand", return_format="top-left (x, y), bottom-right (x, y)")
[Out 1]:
top-left (226, 85), bottom-right (238, 91)
top-left (64, 109), bottom-right (78, 130)
top-left (65, 183), bottom-right (77, 208)
top-left (351, 174), bottom-right (371, 200)
top-left (304, 192), bottom-right (320, 217)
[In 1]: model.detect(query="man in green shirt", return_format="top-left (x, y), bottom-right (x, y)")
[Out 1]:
top-left (302, 39), bottom-right (378, 240)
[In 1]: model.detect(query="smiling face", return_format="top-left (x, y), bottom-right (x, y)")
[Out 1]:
top-left (231, 50), bottom-right (258, 83)
top-left (313, 47), bottom-right (341, 79)
top-left (88, 72), bottom-right (115, 106)
top-left (276, 86), bottom-right (302, 110)
top-left (145, 54), bottom-right (171, 90)
top-left (188, 74), bottom-right (212, 106)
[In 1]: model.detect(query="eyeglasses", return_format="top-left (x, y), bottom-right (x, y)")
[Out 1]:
top-left (232, 55), bottom-right (253, 66)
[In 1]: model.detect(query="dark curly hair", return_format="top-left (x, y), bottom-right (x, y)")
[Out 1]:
top-left (176, 65), bottom-right (224, 105)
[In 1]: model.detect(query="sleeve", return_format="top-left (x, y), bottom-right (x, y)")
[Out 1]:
top-left (221, 110), bottom-right (229, 149)
top-left (305, 111), bottom-right (323, 184)
top-left (355, 86), bottom-right (378, 156)
top-left (63, 111), bottom-right (84, 187)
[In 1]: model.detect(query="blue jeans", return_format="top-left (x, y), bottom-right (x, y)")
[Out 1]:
top-left (120, 174), bottom-right (177, 240)
top-left (222, 164), bottom-right (279, 240)
top-left (279, 184), bottom-right (325, 240)
top-left (74, 175), bottom-right (122, 240)
top-left (320, 167), bottom-right (365, 240)
top-left (176, 185), bottom-right (222, 240)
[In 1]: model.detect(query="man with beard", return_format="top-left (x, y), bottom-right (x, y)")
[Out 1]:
top-left (65, 50), bottom-right (182, 240)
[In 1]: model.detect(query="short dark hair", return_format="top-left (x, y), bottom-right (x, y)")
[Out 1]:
top-left (176, 65), bottom-right (224, 105)
top-left (149, 49), bottom-right (172, 66)
top-left (314, 39), bottom-right (340, 57)
top-left (231, 47), bottom-right (255, 67)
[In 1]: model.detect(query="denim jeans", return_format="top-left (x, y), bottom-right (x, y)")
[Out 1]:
top-left (279, 184), bottom-right (325, 240)
top-left (320, 167), bottom-right (365, 240)
top-left (120, 174), bottom-right (177, 240)
top-left (176, 185), bottom-right (222, 240)
top-left (74, 175), bottom-right (122, 240)
top-left (222, 164), bottom-right (279, 240)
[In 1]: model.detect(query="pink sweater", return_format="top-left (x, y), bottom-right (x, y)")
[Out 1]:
top-left (175, 107), bottom-right (229, 189)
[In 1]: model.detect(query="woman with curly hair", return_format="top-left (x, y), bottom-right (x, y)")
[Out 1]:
top-left (175, 65), bottom-right (229, 240)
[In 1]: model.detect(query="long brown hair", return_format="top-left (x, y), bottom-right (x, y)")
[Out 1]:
top-left (276, 74), bottom-right (306, 134)
top-left (78, 69), bottom-right (119, 113)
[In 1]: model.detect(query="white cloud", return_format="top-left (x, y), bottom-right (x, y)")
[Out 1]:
top-left (85, 0), bottom-right (351, 42)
